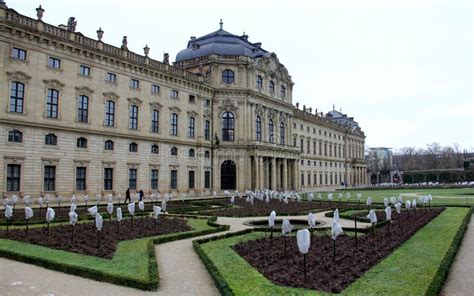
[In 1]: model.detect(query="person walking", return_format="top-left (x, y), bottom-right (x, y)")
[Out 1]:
top-left (139, 189), bottom-right (144, 202)
top-left (124, 188), bottom-right (131, 204)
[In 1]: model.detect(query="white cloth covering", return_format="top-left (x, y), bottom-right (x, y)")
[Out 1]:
top-left (128, 203), bottom-right (135, 215)
top-left (331, 221), bottom-right (343, 240)
top-left (333, 209), bottom-right (340, 223)
top-left (69, 211), bottom-right (78, 225)
top-left (297, 229), bottom-right (311, 254)
top-left (367, 197), bottom-right (372, 206)
top-left (116, 207), bottom-right (123, 221)
top-left (70, 203), bottom-right (77, 213)
top-left (138, 200), bottom-right (145, 211)
top-left (395, 202), bottom-right (402, 214)
top-left (46, 207), bottom-right (55, 222)
top-left (87, 205), bottom-right (98, 216)
top-left (385, 207), bottom-right (392, 221)
top-left (4, 205), bottom-right (13, 219)
top-left (308, 212), bottom-right (316, 228)
top-left (107, 203), bottom-right (114, 215)
top-left (25, 207), bottom-right (33, 220)
top-left (95, 214), bottom-right (103, 231)
top-left (282, 219), bottom-right (293, 235)
top-left (268, 211), bottom-right (276, 228)
top-left (161, 200), bottom-right (167, 212)
top-left (153, 206), bottom-right (162, 219)
top-left (367, 209), bottom-right (377, 224)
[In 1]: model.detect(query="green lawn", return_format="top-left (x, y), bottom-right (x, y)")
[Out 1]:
top-left (328, 187), bottom-right (474, 205)
top-left (0, 217), bottom-right (226, 290)
top-left (195, 207), bottom-right (471, 295)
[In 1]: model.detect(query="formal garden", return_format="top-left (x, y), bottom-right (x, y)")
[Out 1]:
top-left (1, 187), bottom-right (473, 294)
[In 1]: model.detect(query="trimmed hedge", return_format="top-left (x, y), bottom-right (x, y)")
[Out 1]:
top-left (193, 208), bottom-right (471, 295)
top-left (0, 216), bottom-right (228, 290)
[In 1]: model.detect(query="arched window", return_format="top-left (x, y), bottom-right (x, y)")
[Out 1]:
top-left (8, 130), bottom-right (22, 143)
top-left (151, 144), bottom-right (159, 154)
top-left (222, 69), bottom-right (235, 84)
top-left (256, 75), bottom-right (263, 88)
top-left (129, 142), bottom-right (138, 152)
top-left (256, 116), bottom-right (262, 141)
top-left (280, 122), bottom-right (285, 145)
top-left (10, 81), bottom-right (24, 113)
top-left (129, 105), bottom-right (138, 129)
top-left (104, 140), bottom-right (114, 150)
top-left (188, 117), bottom-right (195, 138)
top-left (77, 137), bottom-right (87, 148)
top-left (189, 148), bottom-right (195, 157)
top-left (269, 81), bottom-right (275, 93)
top-left (280, 85), bottom-right (286, 97)
top-left (45, 133), bottom-right (57, 146)
top-left (77, 95), bottom-right (89, 123)
top-left (268, 119), bottom-right (274, 143)
top-left (46, 89), bottom-right (59, 118)
top-left (151, 109), bottom-right (159, 133)
top-left (171, 146), bottom-right (178, 156)
top-left (204, 150), bottom-right (210, 158)
top-left (170, 113), bottom-right (178, 136)
top-left (222, 111), bottom-right (235, 141)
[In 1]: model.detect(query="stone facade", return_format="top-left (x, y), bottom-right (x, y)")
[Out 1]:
top-left (0, 3), bottom-right (367, 198)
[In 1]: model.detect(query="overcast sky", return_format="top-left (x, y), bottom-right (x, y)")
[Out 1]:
top-left (8, 0), bottom-right (473, 151)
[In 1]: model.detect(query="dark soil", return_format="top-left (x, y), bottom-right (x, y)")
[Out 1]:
top-left (233, 208), bottom-right (444, 293)
top-left (199, 198), bottom-right (359, 217)
top-left (0, 216), bottom-right (191, 259)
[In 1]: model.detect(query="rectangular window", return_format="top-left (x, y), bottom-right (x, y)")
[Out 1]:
top-left (170, 113), bottom-right (178, 136)
top-left (48, 57), bottom-right (61, 68)
top-left (301, 173), bottom-right (305, 186)
top-left (76, 167), bottom-right (86, 191)
top-left (204, 120), bottom-right (211, 140)
top-left (106, 72), bottom-right (117, 82)
top-left (12, 47), bottom-right (27, 60)
top-left (6, 164), bottom-right (21, 192)
top-left (300, 139), bottom-right (304, 153)
top-left (188, 117), bottom-right (195, 138)
top-left (188, 170), bottom-right (195, 189)
top-left (308, 173), bottom-right (311, 186)
top-left (319, 142), bottom-right (322, 155)
top-left (320, 174), bottom-right (323, 185)
top-left (151, 109), bottom-right (159, 133)
top-left (130, 79), bottom-right (139, 89)
top-left (152, 84), bottom-right (160, 94)
top-left (151, 169), bottom-right (159, 190)
top-left (307, 140), bottom-right (310, 154)
top-left (205, 99), bottom-right (211, 107)
top-left (46, 89), bottom-right (59, 118)
top-left (10, 81), bottom-right (24, 113)
top-left (189, 95), bottom-right (196, 103)
top-left (77, 95), bottom-right (89, 123)
top-left (129, 168), bottom-right (137, 190)
top-left (293, 137), bottom-right (297, 147)
top-left (104, 168), bottom-right (113, 191)
top-left (44, 166), bottom-right (56, 192)
top-left (129, 105), bottom-right (138, 129)
top-left (204, 171), bottom-right (211, 189)
top-left (171, 90), bottom-right (179, 99)
top-left (79, 65), bottom-right (90, 76)
top-left (105, 100), bottom-right (115, 127)
top-left (314, 174), bottom-right (317, 185)
top-left (170, 170), bottom-right (178, 189)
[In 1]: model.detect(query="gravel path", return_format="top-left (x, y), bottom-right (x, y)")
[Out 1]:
top-left (0, 211), bottom-right (369, 295)
top-left (440, 214), bottom-right (474, 296)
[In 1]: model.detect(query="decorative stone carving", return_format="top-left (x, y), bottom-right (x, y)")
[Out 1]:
top-left (163, 53), bottom-right (169, 65)
top-left (218, 98), bottom-right (238, 114)
top-left (121, 36), bottom-right (128, 50)
top-left (254, 104), bottom-right (264, 116)
top-left (149, 102), bottom-right (163, 110)
top-left (169, 106), bottom-right (181, 113)
top-left (267, 108), bottom-right (275, 120)
top-left (103, 92), bottom-right (119, 102)
top-left (67, 17), bottom-right (76, 32)
top-left (254, 52), bottom-right (292, 82)
top-left (203, 108), bottom-right (211, 119)
top-left (75, 86), bottom-right (94, 96)
top-left (36, 5), bottom-right (44, 21)
top-left (144, 45), bottom-right (150, 57)
top-left (187, 110), bottom-right (198, 117)
top-left (96, 27), bottom-right (104, 41)
top-left (127, 97), bottom-right (142, 105)
top-left (43, 79), bottom-right (65, 90)
top-left (7, 71), bottom-right (31, 83)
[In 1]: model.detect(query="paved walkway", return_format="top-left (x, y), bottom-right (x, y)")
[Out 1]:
top-left (440, 214), bottom-right (474, 296)
top-left (0, 211), bottom-right (369, 295)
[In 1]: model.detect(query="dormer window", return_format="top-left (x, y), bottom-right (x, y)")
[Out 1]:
top-left (256, 75), bottom-right (263, 89)
top-left (269, 81), bottom-right (275, 93)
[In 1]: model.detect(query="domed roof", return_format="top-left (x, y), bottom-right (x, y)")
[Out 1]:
top-left (175, 23), bottom-right (268, 62)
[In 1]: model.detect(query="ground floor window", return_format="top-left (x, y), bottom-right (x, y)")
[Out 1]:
top-left (151, 169), bottom-right (159, 190)
top-left (129, 168), bottom-right (137, 190)
top-left (205, 171), bottom-right (211, 189)
top-left (170, 170), bottom-right (178, 189)
top-left (104, 168), bottom-right (113, 191)
top-left (76, 167), bottom-right (86, 191)
top-left (189, 170), bottom-right (195, 189)
top-left (44, 165), bottom-right (56, 192)
top-left (7, 164), bottom-right (21, 192)
top-left (301, 173), bottom-right (304, 186)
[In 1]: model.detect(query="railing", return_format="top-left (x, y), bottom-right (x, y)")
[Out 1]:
top-left (3, 8), bottom-right (203, 83)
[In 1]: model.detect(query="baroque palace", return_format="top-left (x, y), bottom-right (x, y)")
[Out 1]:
top-left (0, 3), bottom-right (367, 198)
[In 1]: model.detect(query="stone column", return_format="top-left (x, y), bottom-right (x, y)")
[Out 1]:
top-left (293, 160), bottom-right (298, 190)
top-left (253, 155), bottom-right (258, 190)
top-left (283, 158), bottom-right (288, 190)
top-left (271, 157), bottom-right (277, 190)
top-left (259, 156), bottom-right (264, 190)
